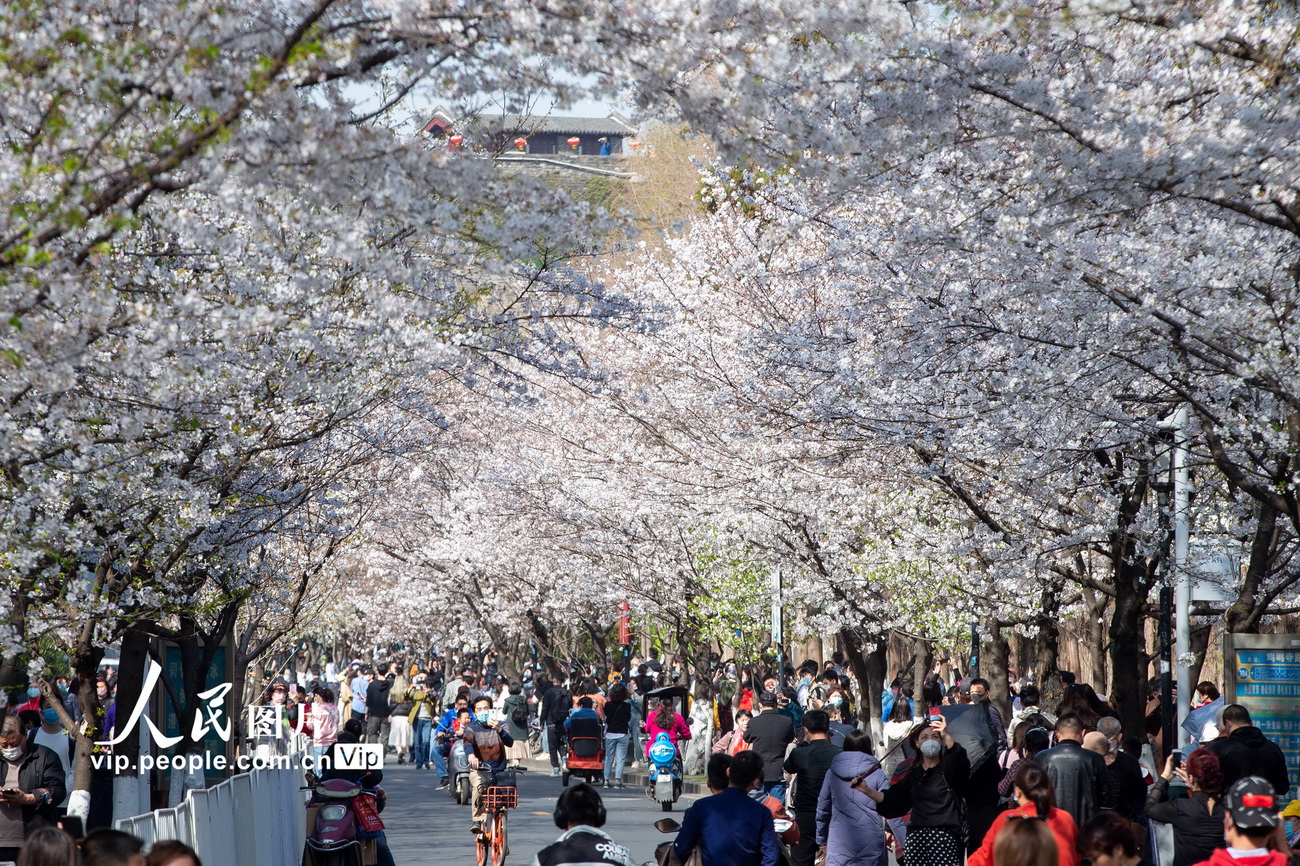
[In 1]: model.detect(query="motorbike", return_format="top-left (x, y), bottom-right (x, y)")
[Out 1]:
top-left (301, 776), bottom-right (377, 866)
top-left (448, 735), bottom-right (473, 805)
top-left (650, 815), bottom-right (794, 866)
top-left (645, 732), bottom-right (682, 812)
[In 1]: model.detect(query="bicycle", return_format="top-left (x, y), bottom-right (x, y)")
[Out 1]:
top-left (476, 784), bottom-right (518, 866)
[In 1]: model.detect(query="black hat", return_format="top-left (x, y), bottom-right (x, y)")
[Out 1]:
top-left (1224, 776), bottom-right (1281, 830)
top-left (758, 691), bottom-right (778, 707)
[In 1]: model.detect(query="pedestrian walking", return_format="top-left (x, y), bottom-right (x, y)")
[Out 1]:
top-left (1078, 811), bottom-right (1153, 866)
top-left (1145, 750), bottom-right (1225, 866)
top-left (404, 673), bottom-right (437, 771)
top-left (991, 815), bottom-right (1059, 866)
top-left (309, 686), bottom-right (339, 764)
top-left (999, 726), bottom-right (1051, 799)
top-left (502, 683), bottom-right (532, 769)
top-left (602, 683), bottom-right (631, 788)
top-left (1035, 714), bottom-right (1113, 827)
top-left (673, 750), bottom-right (779, 866)
top-left (1202, 705), bottom-right (1291, 796)
top-left (855, 714), bottom-right (968, 866)
top-left (745, 692), bottom-right (795, 799)
top-left (816, 729), bottom-right (888, 866)
top-left (1188, 776), bottom-right (1288, 866)
top-left (0, 716), bottom-right (67, 863)
top-left (540, 678), bottom-right (571, 778)
top-left (969, 762), bottom-right (1078, 866)
top-left (388, 689), bottom-right (413, 765)
top-left (784, 710), bottom-right (840, 866)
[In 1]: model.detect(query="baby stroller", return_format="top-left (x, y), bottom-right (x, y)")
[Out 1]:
top-left (562, 715), bottom-right (605, 786)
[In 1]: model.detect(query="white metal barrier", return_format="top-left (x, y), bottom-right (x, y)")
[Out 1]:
top-left (115, 752), bottom-right (308, 866)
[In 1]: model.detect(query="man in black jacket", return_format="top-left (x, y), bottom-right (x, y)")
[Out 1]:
top-left (1204, 704), bottom-right (1291, 795)
top-left (1035, 714), bottom-right (1113, 827)
top-left (745, 692), bottom-right (795, 799)
top-left (538, 678), bottom-right (571, 777)
top-left (0, 714), bottom-right (66, 861)
top-left (366, 672), bottom-right (394, 751)
top-left (783, 710), bottom-right (840, 866)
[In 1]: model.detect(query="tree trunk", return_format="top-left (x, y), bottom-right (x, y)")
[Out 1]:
top-left (984, 617), bottom-right (1012, 726)
top-left (1035, 581), bottom-right (1064, 711)
top-left (910, 636), bottom-right (933, 718)
top-left (66, 637), bottom-right (106, 820)
top-left (1109, 567), bottom-right (1151, 739)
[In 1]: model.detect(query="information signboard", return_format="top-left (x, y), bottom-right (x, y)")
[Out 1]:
top-left (1224, 633), bottom-right (1300, 799)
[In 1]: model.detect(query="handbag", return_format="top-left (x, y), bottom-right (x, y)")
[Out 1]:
top-left (354, 792), bottom-right (385, 833)
top-left (655, 841), bottom-right (702, 866)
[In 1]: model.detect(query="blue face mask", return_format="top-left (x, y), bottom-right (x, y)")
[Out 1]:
top-left (475, 711), bottom-right (490, 724)
top-left (55, 684), bottom-right (68, 694)
top-left (42, 709), bottom-right (59, 725)
top-left (26, 688), bottom-right (39, 699)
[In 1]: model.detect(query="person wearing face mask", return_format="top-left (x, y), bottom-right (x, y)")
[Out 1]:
top-left (854, 715), bottom-right (969, 866)
top-left (13, 688), bottom-right (40, 716)
top-left (0, 715), bottom-right (66, 860)
top-left (31, 702), bottom-right (71, 809)
top-left (462, 696), bottom-right (514, 836)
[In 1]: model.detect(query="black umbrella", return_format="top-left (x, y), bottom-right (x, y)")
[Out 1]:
top-left (941, 704), bottom-right (1002, 771)
top-left (645, 685), bottom-right (690, 701)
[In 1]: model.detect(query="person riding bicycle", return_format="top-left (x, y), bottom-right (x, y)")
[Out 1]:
top-left (463, 696), bottom-right (515, 836)
top-left (532, 783), bottom-right (637, 866)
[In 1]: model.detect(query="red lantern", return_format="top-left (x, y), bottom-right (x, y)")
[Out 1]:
top-left (628, 140), bottom-right (641, 149)
top-left (566, 136), bottom-right (581, 150)
top-left (514, 137), bottom-right (527, 150)
top-left (448, 134), bottom-right (464, 148)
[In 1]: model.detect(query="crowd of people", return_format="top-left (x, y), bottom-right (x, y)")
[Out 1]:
top-left (2, 647), bottom-right (1297, 866)
top-left (635, 663), bottom-right (1299, 866)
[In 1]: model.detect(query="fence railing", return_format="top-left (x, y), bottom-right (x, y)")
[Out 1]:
top-left (115, 748), bottom-right (308, 866)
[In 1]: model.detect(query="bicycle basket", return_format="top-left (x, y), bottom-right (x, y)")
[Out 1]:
top-left (483, 786), bottom-right (518, 810)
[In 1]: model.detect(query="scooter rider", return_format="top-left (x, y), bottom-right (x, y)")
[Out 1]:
top-left (532, 783), bottom-right (637, 866)
top-left (313, 729), bottom-right (396, 866)
top-left (464, 696), bottom-right (515, 836)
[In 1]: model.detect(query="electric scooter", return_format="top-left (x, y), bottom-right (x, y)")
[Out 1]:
top-left (302, 777), bottom-right (371, 866)
top-left (645, 732), bottom-right (683, 812)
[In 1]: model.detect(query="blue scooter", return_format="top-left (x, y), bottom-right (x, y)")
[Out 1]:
top-left (646, 732), bottom-right (682, 812)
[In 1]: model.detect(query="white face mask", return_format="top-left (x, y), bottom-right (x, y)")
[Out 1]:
top-left (272, 693), bottom-right (285, 704)
top-left (1, 746), bottom-right (22, 762)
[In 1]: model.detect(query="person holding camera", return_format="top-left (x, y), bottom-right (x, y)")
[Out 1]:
top-left (853, 714), bottom-right (968, 866)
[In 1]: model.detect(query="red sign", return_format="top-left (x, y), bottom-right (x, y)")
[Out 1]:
top-left (618, 600), bottom-right (630, 645)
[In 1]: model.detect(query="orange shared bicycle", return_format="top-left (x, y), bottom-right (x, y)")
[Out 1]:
top-left (476, 785), bottom-right (518, 866)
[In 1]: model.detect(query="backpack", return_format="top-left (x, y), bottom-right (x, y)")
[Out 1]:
top-left (511, 701), bottom-right (529, 729)
top-left (548, 690), bottom-right (571, 725)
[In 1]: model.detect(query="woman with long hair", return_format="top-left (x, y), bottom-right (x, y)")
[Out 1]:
top-left (970, 762), bottom-right (1079, 866)
top-left (993, 817), bottom-right (1059, 866)
top-left (642, 697), bottom-right (691, 757)
top-left (817, 729), bottom-right (888, 866)
top-left (602, 682), bottom-right (632, 788)
top-left (855, 715), bottom-right (968, 866)
top-left (1056, 687), bottom-right (1101, 731)
top-left (310, 685), bottom-right (340, 762)
top-left (15, 827), bottom-right (76, 866)
top-left (1144, 749), bottom-right (1225, 866)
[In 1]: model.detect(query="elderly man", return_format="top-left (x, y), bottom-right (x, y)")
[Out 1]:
top-left (0, 714), bottom-right (66, 861)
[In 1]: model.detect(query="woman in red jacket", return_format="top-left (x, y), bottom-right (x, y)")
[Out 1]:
top-left (969, 762), bottom-right (1079, 866)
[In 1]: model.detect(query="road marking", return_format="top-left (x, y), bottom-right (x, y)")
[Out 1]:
top-left (532, 811), bottom-right (550, 816)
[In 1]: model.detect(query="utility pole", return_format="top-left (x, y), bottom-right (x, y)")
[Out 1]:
top-left (1172, 405), bottom-right (1192, 738)
top-left (773, 568), bottom-right (784, 691)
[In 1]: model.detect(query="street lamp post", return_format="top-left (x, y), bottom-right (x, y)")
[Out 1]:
top-left (772, 568), bottom-right (784, 691)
